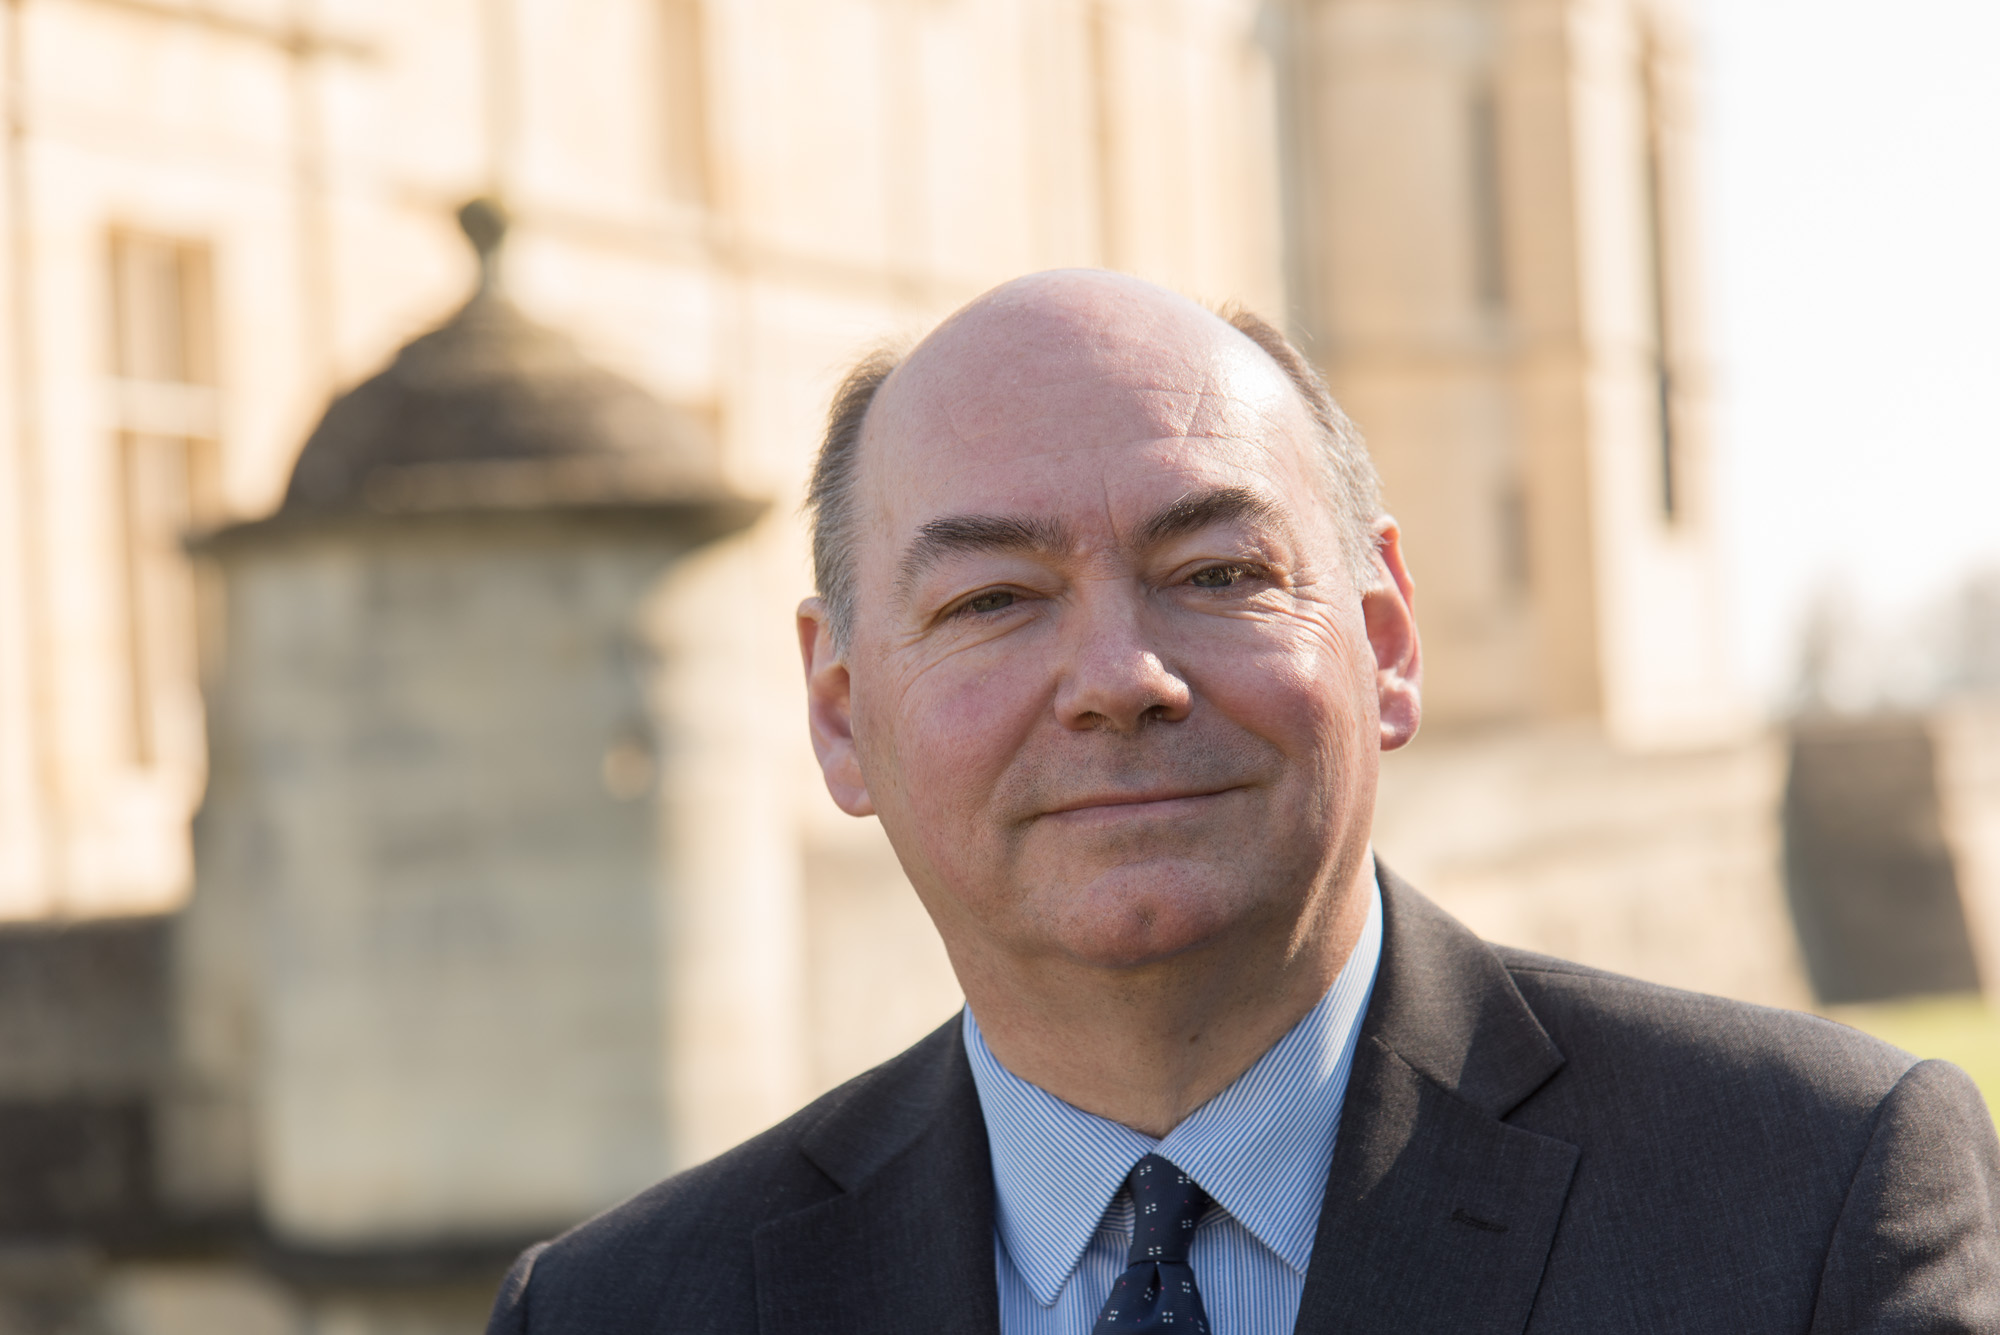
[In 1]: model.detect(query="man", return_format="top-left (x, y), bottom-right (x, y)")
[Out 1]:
top-left (488, 271), bottom-right (1999, 1333)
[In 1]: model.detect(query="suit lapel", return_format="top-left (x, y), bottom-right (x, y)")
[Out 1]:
top-left (752, 1021), bottom-right (1000, 1335)
top-left (1293, 867), bottom-right (1580, 1334)
top-left (750, 871), bottom-right (1578, 1335)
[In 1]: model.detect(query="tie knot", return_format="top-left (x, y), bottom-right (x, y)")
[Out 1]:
top-left (1123, 1153), bottom-right (1208, 1266)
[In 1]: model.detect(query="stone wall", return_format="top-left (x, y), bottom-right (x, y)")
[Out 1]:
top-left (0, 916), bottom-right (171, 1243)
top-left (1373, 722), bottom-right (1813, 1009)
top-left (1376, 695), bottom-right (2000, 1015)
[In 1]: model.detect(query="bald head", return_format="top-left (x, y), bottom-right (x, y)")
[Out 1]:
top-left (881, 271), bottom-right (1262, 430)
top-left (806, 270), bottom-right (1381, 646)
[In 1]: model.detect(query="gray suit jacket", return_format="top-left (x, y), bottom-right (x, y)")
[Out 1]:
top-left (487, 867), bottom-right (2000, 1332)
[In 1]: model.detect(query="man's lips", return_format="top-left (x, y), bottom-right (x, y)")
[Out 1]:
top-left (1038, 787), bottom-right (1240, 819)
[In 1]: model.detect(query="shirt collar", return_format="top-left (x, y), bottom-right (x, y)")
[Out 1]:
top-left (964, 873), bottom-right (1383, 1305)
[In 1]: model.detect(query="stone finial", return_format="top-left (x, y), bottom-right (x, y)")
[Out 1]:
top-left (457, 196), bottom-right (510, 294)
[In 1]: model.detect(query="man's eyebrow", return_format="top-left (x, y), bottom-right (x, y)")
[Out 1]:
top-left (1136, 485), bottom-right (1286, 547)
top-left (895, 513), bottom-right (1071, 594)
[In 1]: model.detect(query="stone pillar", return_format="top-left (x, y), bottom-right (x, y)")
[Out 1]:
top-left (179, 505), bottom-right (795, 1249)
top-left (168, 198), bottom-right (788, 1251)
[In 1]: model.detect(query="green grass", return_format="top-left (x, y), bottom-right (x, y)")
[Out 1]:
top-left (1824, 993), bottom-right (2000, 1115)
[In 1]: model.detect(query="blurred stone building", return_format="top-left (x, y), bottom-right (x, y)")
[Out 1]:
top-left (3, 0), bottom-right (1997, 1330)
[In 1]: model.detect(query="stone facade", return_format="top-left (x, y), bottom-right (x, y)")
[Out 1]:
top-left (0, 0), bottom-right (1731, 923)
top-left (1374, 723), bottom-right (1812, 1011)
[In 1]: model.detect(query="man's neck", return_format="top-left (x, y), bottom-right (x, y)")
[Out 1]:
top-left (955, 869), bottom-right (1374, 1139)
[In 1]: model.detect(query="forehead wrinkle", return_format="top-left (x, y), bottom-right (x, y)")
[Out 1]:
top-left (936, 387), bottom-right (1217, 449)
top-left (1187, 344), bottom-right (1300, 443)
top-left (902, 337), bottom-right (1215, 440)
top-left (1174, 355), bottom-right (1227, 440)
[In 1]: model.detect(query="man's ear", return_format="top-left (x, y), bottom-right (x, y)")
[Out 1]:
top-left (798, 598), bottom-right (876, 815)
top-left (1362, 518), bottom-right (1422, 751)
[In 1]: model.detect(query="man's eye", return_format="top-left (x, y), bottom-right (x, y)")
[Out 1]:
top-left (961, 589), bottom-right (1016, 615)
top-left (1188, 564), bottom-right (1250, 589)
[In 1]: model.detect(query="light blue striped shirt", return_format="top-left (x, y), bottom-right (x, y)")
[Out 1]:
top-left (964, 876), bottom-right (1383, 1335)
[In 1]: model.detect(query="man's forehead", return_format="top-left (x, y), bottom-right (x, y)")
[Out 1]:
top-left (887, 377), bottom-right (1283, 456)
top-left (865, 277), bottom-right (1306, 469)
top-left (865, 379), bottom-right (1312, 541)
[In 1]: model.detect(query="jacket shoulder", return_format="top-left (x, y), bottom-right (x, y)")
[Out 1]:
top-left (1487, 946), bottom-right (2000, 1329)
top-left (1493, 945), bottom-right (1918, 1121)
top-left (494, 1016), bottom-right (963, 1334)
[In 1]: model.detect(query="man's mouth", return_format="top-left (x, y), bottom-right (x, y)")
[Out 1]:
top-left (1039, 787), bottom-right (1239, 819)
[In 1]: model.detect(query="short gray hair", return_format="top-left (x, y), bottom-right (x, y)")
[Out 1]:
top-left (803, 307), bottom-right (1383, 648)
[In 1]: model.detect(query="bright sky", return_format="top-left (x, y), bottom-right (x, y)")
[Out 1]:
top-left (1699, 0), bottom-right (2000, 701)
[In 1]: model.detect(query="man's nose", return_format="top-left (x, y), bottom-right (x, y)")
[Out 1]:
top-left (1051, 593), bottom-right (1192, 732)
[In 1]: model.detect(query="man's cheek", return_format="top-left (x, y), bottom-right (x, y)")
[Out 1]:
top-left (1187, 642), bottom-right (1331, 729)
top-left (910, 663), bottom-right (1044, 758)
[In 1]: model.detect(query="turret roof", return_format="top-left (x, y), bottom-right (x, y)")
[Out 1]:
top-left (281, 199), bottom-right (725, 517)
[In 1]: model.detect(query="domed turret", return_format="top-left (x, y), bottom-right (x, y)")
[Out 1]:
top-left (278, 199), bottom-right (747, 526)
top-left (184, 201), bottom-right (780, 1249)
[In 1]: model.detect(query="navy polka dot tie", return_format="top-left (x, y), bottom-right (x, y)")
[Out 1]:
top-left (1091, 1153), bottom-right (1212, 1334)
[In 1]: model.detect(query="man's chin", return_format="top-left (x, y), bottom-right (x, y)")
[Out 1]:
top-left (1029, 863), bottom-right (1274, 971)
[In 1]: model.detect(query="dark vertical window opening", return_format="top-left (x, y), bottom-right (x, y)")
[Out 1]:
top-left (1642, 41), bottom-right (1679, 523)
top-left (1468, 77), bottom-right (1507, 319)
top-left (1470, 70), bottom-right (1524, 597)
top-left (1497, 479), bottom-right (1530, 594)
